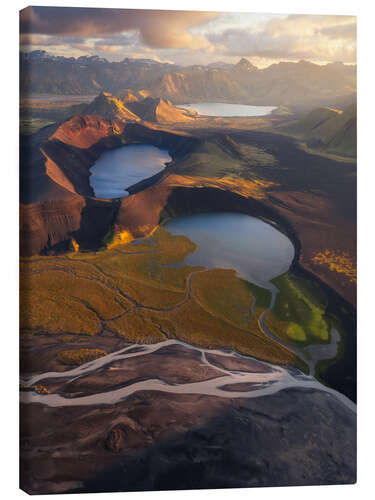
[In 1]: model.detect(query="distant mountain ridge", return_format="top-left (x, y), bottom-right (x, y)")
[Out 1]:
top-left (20, 50), bottom-right (176, 96)
top-left (235, 58), bottom-right (258, 72)
top-left (20, 51), bottom-right (356, 111)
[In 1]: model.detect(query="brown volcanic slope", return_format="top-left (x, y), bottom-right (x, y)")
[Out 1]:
top-left (82, 91), bottom-right (141, 121)
top-left (126, 96), bottom-right (197, 123)
top-left (117, 88), bottom-right (151, 103)
top-left (20, 114), bottom-right (356, 307)
top-left (20, 114), bottom-right (129, 254)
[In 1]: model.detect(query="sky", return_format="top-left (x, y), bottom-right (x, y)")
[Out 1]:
top-left (19, 7), bottom-right (356, 68)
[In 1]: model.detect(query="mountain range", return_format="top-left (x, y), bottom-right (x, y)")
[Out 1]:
top-left (20, 51), bottom-right (356, 111)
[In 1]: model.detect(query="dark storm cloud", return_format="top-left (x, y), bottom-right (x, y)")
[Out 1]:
top-left (20, 7), bottom-right (217, 49)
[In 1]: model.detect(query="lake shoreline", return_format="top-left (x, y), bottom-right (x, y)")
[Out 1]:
top-left (90, 144), bottom-right (171, 199)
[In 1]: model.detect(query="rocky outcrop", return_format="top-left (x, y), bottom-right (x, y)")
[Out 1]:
top-left (105, 425), bottom-right (127, 453)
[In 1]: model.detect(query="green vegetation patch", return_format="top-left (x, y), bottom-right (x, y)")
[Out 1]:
top-left (246, 282), bottom-right (272, 311)
top-left (286, 322), bottom-right (307, 342)
top-left (277, 104), bottom-right (356, 157)
top-left (237, 144), bottom-right (278, 168)
top-left (265, 273), bottom-right (330, 346)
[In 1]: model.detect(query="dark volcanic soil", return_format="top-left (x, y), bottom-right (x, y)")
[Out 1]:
top-left (20, 337), bottom-right (356, 494)
top-left (20, 387), bottom-right (356, 494)
top-left (41, 347), bottom-right (224, 398)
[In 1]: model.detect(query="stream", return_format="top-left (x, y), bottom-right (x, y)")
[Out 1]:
top-left (20, 339), bottom-right (355, 412)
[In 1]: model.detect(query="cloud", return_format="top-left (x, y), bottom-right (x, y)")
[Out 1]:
top-left (20, 7), bottom-right (217, 50)
top-left (319, 23), bottom-right (357, 40)
top-left (207, 14), bottom-right (356, 63)
top-left (20, 34), bottom-right (84, 47)
top-left (265, 14), bottom-right (355, 38)
top-left (94, 45), bottom-right (122, 54)
top-left (19, 9), bottom-right (357, 66)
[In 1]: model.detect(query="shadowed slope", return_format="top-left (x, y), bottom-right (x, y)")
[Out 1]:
top-left (280, 103), bottom-right (356, 156)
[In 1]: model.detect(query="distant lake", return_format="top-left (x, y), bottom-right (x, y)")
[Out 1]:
top-left (177, 102), bottom-right (277, 117)
top-left (90, 145), bottom-right (171, 199)
top-left (165, 212), bottom-right (294, 290)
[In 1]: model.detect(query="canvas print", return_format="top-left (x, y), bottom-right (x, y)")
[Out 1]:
top-left (19, 6), bottom-right (357, 494)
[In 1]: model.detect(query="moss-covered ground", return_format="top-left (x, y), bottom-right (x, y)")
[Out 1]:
top-left (265, 273), bottom-right (331, 347)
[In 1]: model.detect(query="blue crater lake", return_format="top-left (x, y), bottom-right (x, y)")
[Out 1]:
top-left (90, 145), bottom-right (171, 199)
top-left (165, 212), bottom-right (294, 290)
